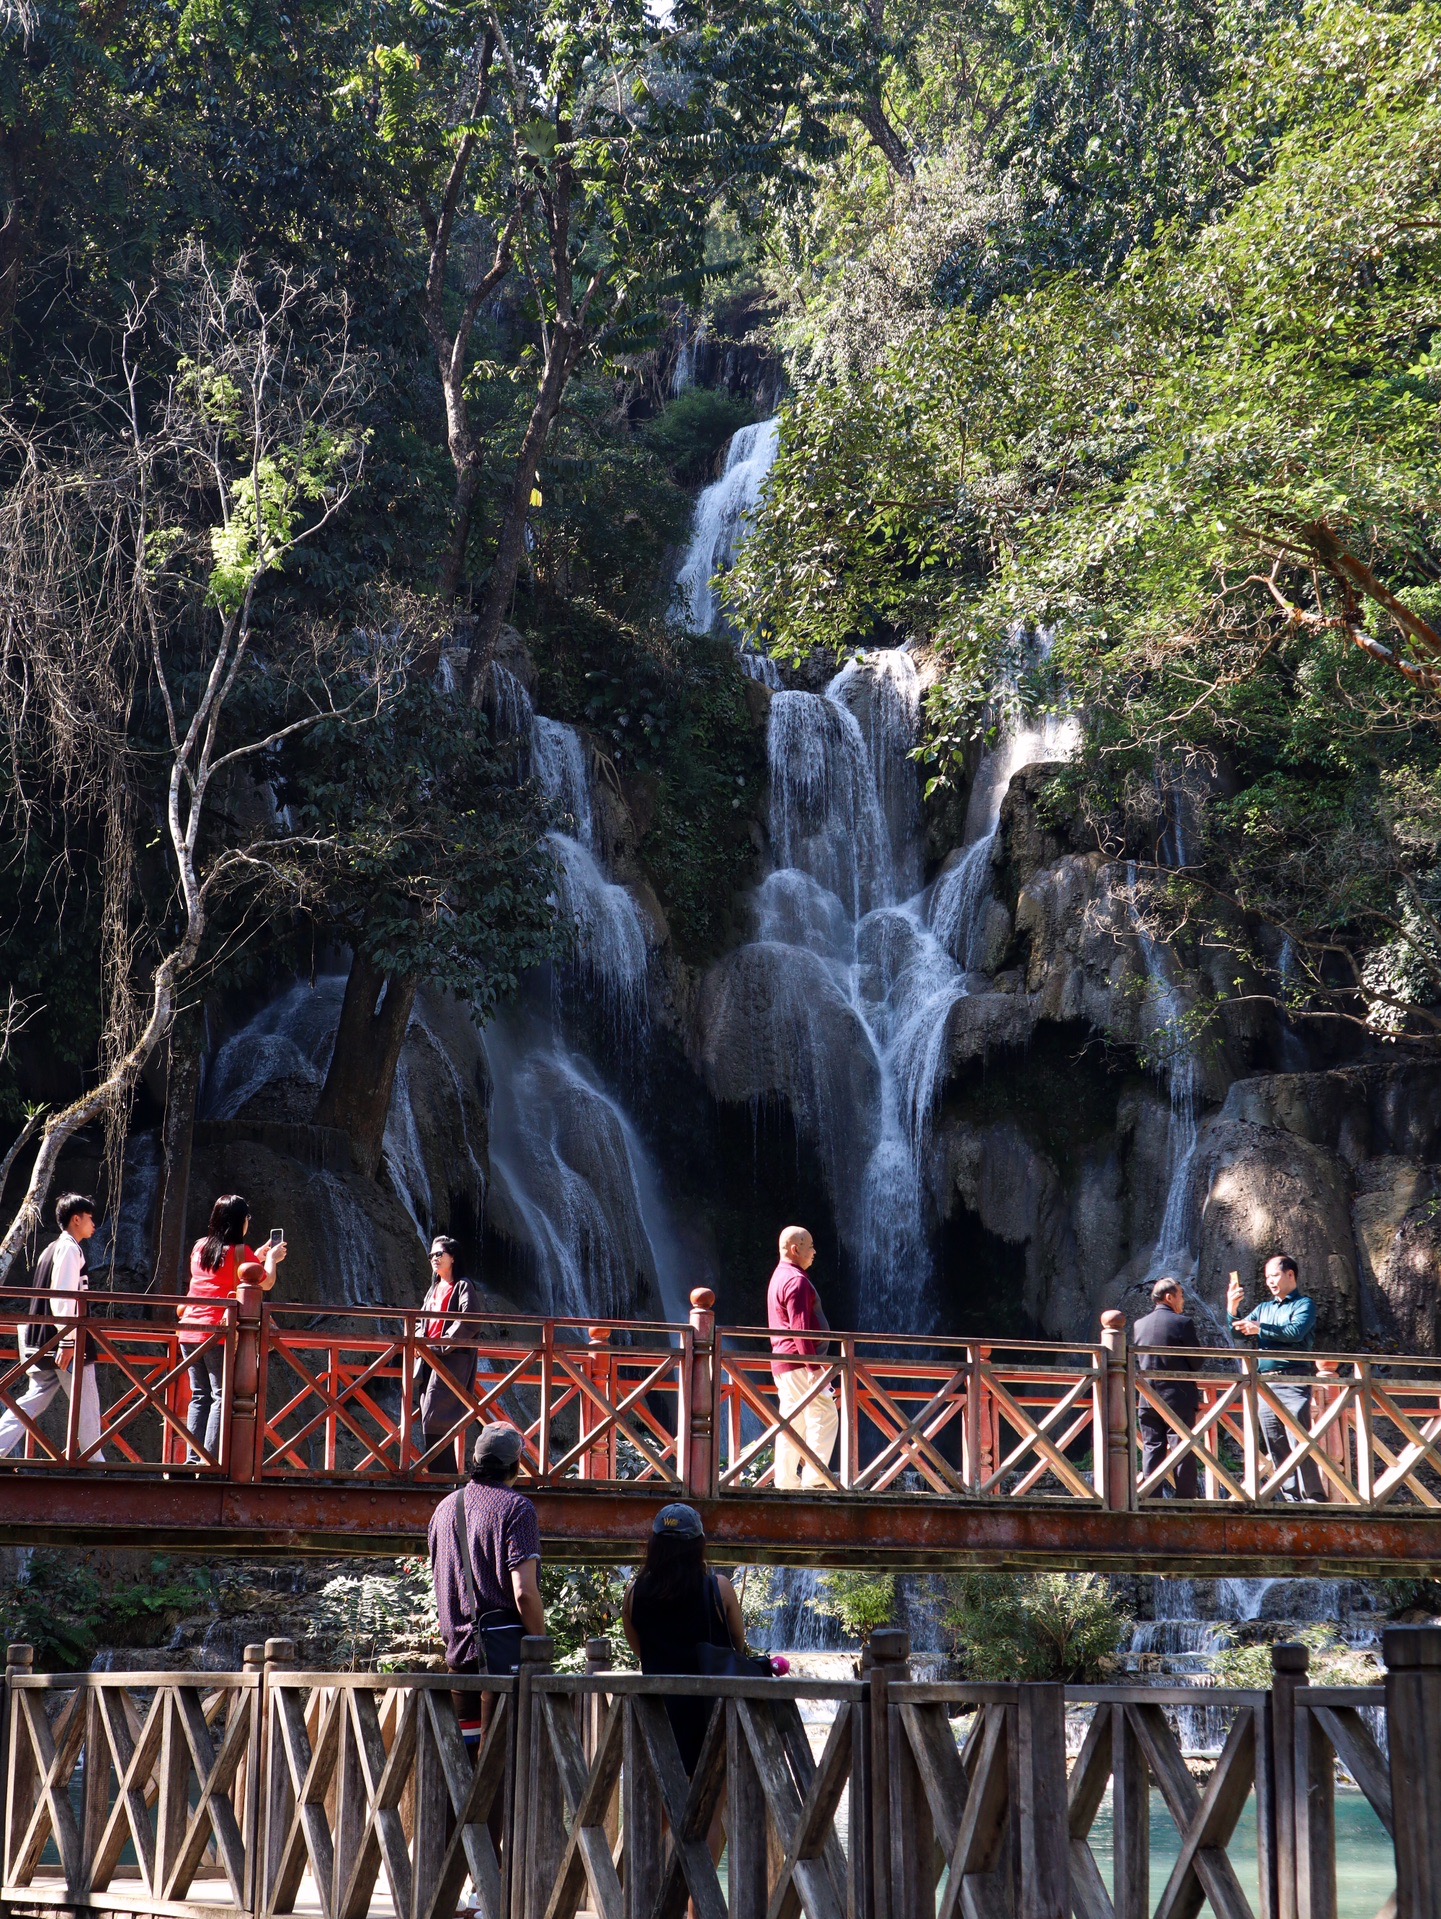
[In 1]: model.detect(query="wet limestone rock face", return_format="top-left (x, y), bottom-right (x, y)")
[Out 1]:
top-left (694, 942), bottom-right (883, 1186)
top-left (183, 1137), bottom-right (423, 1310)
top-left (936, 1119), bottom-right (1082, 1333)
top-left (196, 978), bottom-right (496, 1297)
top-left (933, 1076), bottom-right (1176, 1340)
top-left (1198, 1063), bottom-right (1441, 1349)
top-left (1192, 1120), bottom-right (1361, 1346)
top-left (1353, 1157), bottom-right (1440, 1347)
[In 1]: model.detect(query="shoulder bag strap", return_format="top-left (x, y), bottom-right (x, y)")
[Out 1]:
top-left (451, 1485), bottom-right (481, 1629)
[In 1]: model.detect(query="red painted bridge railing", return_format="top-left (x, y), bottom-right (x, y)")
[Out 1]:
top-left (0, 1287), bottom-right (1439, 1512)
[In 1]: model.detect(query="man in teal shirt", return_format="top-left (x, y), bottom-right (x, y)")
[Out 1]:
top-left (1227, 1254), bottom-right (1321, 1500)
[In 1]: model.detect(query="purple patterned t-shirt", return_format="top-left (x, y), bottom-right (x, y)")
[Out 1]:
top-left (428, 1479), bottom-right (541, 1669)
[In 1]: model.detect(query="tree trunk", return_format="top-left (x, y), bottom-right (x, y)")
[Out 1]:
top-left (464, 326), bottom-right (579, 696)
top-left (437, 459), bottom-right (485, 609)
top-left (153, 1014), bottom-right (202, 1292)
top-left (312, 952), bottom-right (417, 1178)
top-left (857, 99), bottom-right (913, 178)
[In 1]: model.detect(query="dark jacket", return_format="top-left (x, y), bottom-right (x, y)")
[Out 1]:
top-left (1132, 1303), bottom-right (1201, 1411)
top-left (418, 1276), bottom-right (480, 1431)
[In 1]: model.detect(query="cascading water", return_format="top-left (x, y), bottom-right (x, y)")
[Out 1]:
top-left (479, 709), bottom-right (687, 1321)
top-left (712, 648), bottom-right (1078, 1327)
top-left (1126, 861), bottom-right (1204, 1289)
top-left (928, 714), bottom-right (1080, 969)
top-left (533, 717), bottom-right (649, 1045)
top-left (671, 417), bottom-right (782, 684)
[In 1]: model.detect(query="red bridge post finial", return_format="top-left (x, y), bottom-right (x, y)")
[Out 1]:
top-left (685, 1290), bottom-right (717, 1503)
top-left (1098, 1312), bottom-right (1131, 1513)
top-left (228, 1281), bottom-right (265, 1483)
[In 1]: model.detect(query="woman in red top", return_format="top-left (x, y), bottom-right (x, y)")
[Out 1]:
top-left (181, 1194), bottom-right (285, 1460)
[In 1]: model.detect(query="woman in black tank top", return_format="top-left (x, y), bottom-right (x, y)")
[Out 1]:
top-left (622, 1502), bottom-right (746, 1774)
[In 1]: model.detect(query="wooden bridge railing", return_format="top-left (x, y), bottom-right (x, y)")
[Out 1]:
top-left (4, 1289), bottom-right (1441, 1515)
top-left (6, 1627), bottom-right (1441, 1919)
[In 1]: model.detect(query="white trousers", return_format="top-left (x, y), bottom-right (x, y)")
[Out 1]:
top-left (0, 1362), bottom-right (106, 1460)
top-left (774, 1366), bottom-right (839, 1489)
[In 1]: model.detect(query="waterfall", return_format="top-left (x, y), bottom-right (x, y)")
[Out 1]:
top-left (482, 1012), bottom-right (688, 1322)
top-left (671, 417), bottom-right (782, 684)
top-left (713, 649), bottom-right (1009, 1327)
top-left (532, 716), bottom-right (650, 1043)
top-left (928, 714), bottom-right (1080, 968)
top-left (1127, 1575), bottom-right (1381, 1754)
top-left (1127, 862), bottom-right (1203, 1286)
top-left (482, 710), bottom-right (687, 1321)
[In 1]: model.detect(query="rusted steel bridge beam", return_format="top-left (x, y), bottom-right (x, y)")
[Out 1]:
top-left (0, 1475), bottom-right (1437, 1573)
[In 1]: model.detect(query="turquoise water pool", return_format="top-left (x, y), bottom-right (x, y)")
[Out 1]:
top-left (1085, 1785), bottom-right (1394, 1916)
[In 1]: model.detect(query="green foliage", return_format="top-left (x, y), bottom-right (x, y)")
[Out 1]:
top-left (540, 1564), bottom-right (636, 1672)
top-left (0, 1554), bottom-right (215, 1672)
top-left (274, 680), bottom-right (560, 1006)
top-left (942, 1573), bottom-right (1130, 1683)
top-left (311, 1557), bottom-right (438, 1671)
top-left (1211, 1625), bottom-right (1376, 1690)
top-left (643, 391), bottom-right (757, 488)
top-left (732, 0), bottom-right (1441, 1039)
top-left (809, 1569), bottom-right (897, 1642)
top-left (532, 609), bottom-right (765, 961)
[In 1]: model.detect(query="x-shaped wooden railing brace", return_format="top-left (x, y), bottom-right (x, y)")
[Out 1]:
top-left (7, 1686), bottom-right (87, 1888)
top-left (733, 1697), bottom-right (851, 1919)
top-left (81, 1327), bottom-right (228, 1468)
top-left (1366, 1384), bottom-right (1441, 1505)
top-left (416, 1688), bottom-right (510, 1919)
top-left (331, 1686), bottom-right (418, 1919)
top-left (979, 1370), bottom-right (1099, 1501)
top-left (545, 1349), bottom-right (682, 1483)
top-left (1129, 1701), bottom-right (1256, 1919)
top-left (720, 1364), bottom-right (841, 1489)
top-left (1133, 1379), bottom-right (1253, 1502)
top-left (535, 1689), bottom-right (624, 1919)
top-left (411, 1348), bottom-right (547, 1476)
top-left (156, 1685), bottom-right (253, 1903)
top-left (850, 1364), bottom-right (967, 1494)
top-left (263, 1344), bottom-right (406, 1474)
top-left (266, 1684), bottom-right (343, 1915)
top-left (894, 1697), bottom-right (1010, 1919)
top-left (1251, 1379), bottom-right (1362, 1505)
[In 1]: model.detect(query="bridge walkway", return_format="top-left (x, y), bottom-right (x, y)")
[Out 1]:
top-left (0, 1289), bottom-right (1438, 1572)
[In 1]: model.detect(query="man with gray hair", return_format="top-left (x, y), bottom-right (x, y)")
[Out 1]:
top-left (767, 1225), bottom-right (838, 1490)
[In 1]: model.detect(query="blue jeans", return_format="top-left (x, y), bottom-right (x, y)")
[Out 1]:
top-left (186, 1346), bottom-right (225, 1460)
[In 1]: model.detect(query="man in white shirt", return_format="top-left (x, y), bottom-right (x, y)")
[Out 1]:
top-left (0, 1193), bottom-right (106, 1460)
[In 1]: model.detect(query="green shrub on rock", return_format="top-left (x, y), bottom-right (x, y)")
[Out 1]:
top-left (943, 1572), bottom-right (1130, 1683)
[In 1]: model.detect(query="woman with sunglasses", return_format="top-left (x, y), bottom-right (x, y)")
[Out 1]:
top-left (416, 1236), bottom-right (479, 1474)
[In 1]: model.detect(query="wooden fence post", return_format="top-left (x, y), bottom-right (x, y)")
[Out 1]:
top-left (1014, 1684), bottom-right (1068, 1919)
top-left (261, 1636), bottom-right (296, 1917)
top-left (685, 1289), bottom-right (717, 1501)
top-left (1099, 1312), bottom-right (1132, 1511)
top-left (229, 1281), bottom-right (264, 1482)
top-left (1263, 1641), bottom-right (1308, 1919)
top-left (4, 1642), bottom-right (34, 1890)
top-left (511, 1635), bottom-right (556, 1919)
top-left (869, 1626), bottom-right (910, 1919)
top-left (1385, 1623), bottom-right (1441, 1917)
top-left (241, 1643), bottom-right (264, 1912)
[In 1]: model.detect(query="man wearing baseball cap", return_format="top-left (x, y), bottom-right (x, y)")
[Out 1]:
top-left (429, 1422), bottom-right (545, 1749)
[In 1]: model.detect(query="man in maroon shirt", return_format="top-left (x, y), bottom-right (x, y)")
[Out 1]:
top-left (767, 1225), bottom-right (838, 1489)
